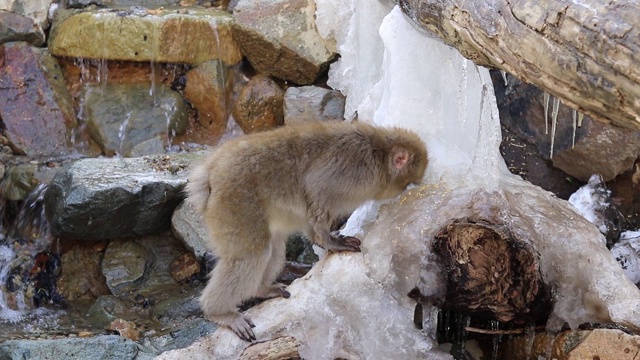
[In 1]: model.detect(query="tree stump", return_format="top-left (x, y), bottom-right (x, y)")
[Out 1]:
top-left (431, 218), bottom-right (552, 323)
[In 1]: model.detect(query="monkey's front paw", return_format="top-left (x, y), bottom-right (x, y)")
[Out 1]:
top-left (257, 284), bottom-right (291, 299)
top-left (327, 235), bottom-right (362, 253)
top-left (229, 315), bottom-right (256, 342)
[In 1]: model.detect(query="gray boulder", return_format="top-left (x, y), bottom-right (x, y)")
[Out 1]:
top-left (0, 335), bottom-right (154, 360)
top-left (102, 240), bottom-right (153, 296)
top-left (0, 11), bottom-right (45, 46)
top-left (171, 200), bottom-right (210, 261)
top-left (80, 83), bottom-right (188, 157)
top-left (284, 86), bottom-right (345, 124)
top-left (44, 154), bottom-right (197, 240)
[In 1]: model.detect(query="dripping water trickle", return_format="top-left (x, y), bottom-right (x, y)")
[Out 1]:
top-left (0, 184), bottom-right (54, 323)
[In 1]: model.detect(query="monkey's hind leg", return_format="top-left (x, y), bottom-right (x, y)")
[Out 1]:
top-left (200, 254), bottom-right (270, 342)
top-left (256, 236), bottom-right (290, 300)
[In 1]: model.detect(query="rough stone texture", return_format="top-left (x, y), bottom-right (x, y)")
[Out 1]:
top-left (232, 0), bottom-right (337, 85)
top-left (57, 58), bottom-right (187, 100)
top-left (80, 83), bottom-right (188, 157)
top-left (44, 153), bottom-right (197, 240)
top-left (184, 60), bottom-right (231, 141)
top-left (57, 243), bottom-right (110, 301)
top-left (0, 0), bottom-right (52, 29)
top-left (552, 119), bottom-right (640, 182)
top-left (49, 8), bottom-right (242, 65)
top-left (495, 75), bottom-right (640, 182)
top-left (140, 318), bottom-right (216, 354)
top-left (232, 74), bottom-right (284, 134)
top-left (565, 329), bottom-right (640, 359)
top-left (135, 233), bottom-right (186, 295)
top-left (284, 86), bottom-right (345, 124)
top-left (0, 42), bottom-right (77, 156)
top-left (171, 199), bottom-right (210, 260)
top-left (0, 11), bottom-right (45, 46)
top-left (87, 295), bottom-right (137, 328)
top-left (150, 287), bottom-right (202, 323)
top-left (102, 240), bottom-right (153, 296)
top-left (0, 335), bottom-right (154, 360)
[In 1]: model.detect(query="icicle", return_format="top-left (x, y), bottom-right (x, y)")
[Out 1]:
top-left (572, 109), bottom-right (577, 148)
top-left (524, 324), bottom-right (536, 360)
top-left (501, 70), bottom-right (508, 86)
top-left (578, 112), bottom-right (584, 127)
top-left (550, 97), bottom-right (560, 159)
top-left (490, 320), bottom-right (501, 360)
top-left (543, 92), bottom-right (550, 134)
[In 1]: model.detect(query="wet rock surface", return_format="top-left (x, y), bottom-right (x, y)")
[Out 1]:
top-left (49, 8), bottom-right (241, 65)
top-left (80, 83), bottom-right (188, 157)
top-left (0, 163), bottom-right (60, 201)
top-left (57, 242), bottom-right (110, 301)
top-left (232, 0), bottom-right (337, 84)
top-left (232, 74), bottom-right (285, 133)
top-left (0, 42), bottom-right (77, 156)
top-left (183, 60), bottom-right (231, 141)
top-left (44, 154), bottom-right (194, 240)
top-left (102, 240), bottom-right (153, 297)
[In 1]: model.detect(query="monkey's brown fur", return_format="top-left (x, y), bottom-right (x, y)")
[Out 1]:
top-left (186, 121), bottom-right (428, 341)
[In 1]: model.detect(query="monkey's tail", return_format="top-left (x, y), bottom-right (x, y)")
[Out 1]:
top-left (185, 162), bottom-right (211, 212)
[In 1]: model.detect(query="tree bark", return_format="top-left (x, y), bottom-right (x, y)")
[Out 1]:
top-left (398, 0), bottom-right (640, 131)
top-left (239, 336), bottom-right (301, 360)
top-left (431, 219), bottom-right (551, 323)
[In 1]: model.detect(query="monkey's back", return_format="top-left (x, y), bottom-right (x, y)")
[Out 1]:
top-left (187, 121), bottom-right (426, 255)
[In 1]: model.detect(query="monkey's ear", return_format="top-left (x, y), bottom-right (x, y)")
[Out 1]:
top-left (392, 149), bottom-right (410, 170)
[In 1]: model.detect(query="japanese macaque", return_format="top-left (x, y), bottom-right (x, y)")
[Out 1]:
top-left (186, 121), bottom-right (428, 341)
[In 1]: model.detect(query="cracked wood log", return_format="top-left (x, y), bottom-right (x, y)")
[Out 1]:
top-left (397, 0), bottom-right (640, 131)
top-left (239, 336), bottom-right (301, 360)
top-left (429, 219), bottom-right (552, 323)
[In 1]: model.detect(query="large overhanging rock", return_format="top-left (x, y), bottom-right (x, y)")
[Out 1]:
top-left (49, 7), bottom-right (241, 65)
top-left (44, 153), bottom-right (205, 240)
top-left (397, 0), bottom-right (640, 131)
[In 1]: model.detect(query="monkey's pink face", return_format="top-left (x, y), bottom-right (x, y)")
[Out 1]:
top-left (376, 150), bottom-right (427, 200)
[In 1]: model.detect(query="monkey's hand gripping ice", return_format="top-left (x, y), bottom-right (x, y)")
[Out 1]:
top-left (326, 235), bottom-right (362, 253)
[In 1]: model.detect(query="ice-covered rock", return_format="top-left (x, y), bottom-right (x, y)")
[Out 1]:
top-left (611, 230), bottom-right (640, 285)
top-left (568, 174), bottom-right (615, 237)
top-left (159, 2), bottom-right (640, 359)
